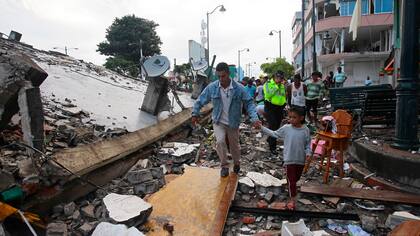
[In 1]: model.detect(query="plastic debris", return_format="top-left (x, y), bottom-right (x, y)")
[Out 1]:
top-left (348, 224), bottom-right (371, 236)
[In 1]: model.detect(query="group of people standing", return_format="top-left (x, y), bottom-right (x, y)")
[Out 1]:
top-left (191, 62), bottom-right (343, 210)
top-left (245, 70), bottom-right (326, 154)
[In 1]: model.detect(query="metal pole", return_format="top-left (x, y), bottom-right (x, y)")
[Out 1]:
top-left (393, 0), bottom-right (419, 149)
top-left (312, 0), bottom-right (317, 72)
top-left (238, 50), bottom-right (241, 80)
top-left (206, 13), bottom-right (210, 64)
top-left (301, 0), bottom-right (305, 78)
top-left (279, 30), bottom-right (282, 58)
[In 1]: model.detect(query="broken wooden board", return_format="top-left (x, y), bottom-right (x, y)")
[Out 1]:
top-left (52, 106), bottom-right (211, 179)
top-left (301, 184), bottom-right (420, 205)
top-left (146, 166), bottom-right (238, 236)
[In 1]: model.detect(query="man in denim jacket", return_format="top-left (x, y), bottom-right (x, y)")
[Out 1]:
top-left (192, 62), bottom-right (261, 177)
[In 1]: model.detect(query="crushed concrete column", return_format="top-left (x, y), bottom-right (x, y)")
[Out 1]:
top-left (0, 50), bottom-right (48, 156)
top-left (141, 77), bottom-right (169, 115)
top-left (0, 51), bottom-right (48, 130)
top-left (18, 82), bottom-right (45, 154)
top-left (191, 75), bottom-right (207, 99)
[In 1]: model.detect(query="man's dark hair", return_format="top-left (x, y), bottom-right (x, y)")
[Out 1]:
top-left (293, 73), bottom-right (301, 81)
top-left (311, 71), bottom-right (322, 78)
top-left (216, 62), bottom-right (229, 73)
top-left (289, 106), bottom-right (305, 117)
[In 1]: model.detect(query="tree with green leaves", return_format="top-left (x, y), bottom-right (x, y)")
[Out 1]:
top-left (174, 63), bottom-right (192, 76)
top-left (97, 15), bottom-right (162, 77)
top-left (260, 58), bottom-right (295, 79)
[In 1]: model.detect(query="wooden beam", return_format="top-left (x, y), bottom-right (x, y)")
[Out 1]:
top-left (52, 106), bottom-right (211, 179)
top-left (301, 184), bottom-right (420, 205)
top-left (210, 173), bottom-right (238, 236)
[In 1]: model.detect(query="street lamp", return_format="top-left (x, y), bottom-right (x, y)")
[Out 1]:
top-left (53, 46), bottom-right (78, 55)
top-left (269, 30), bottom-right (282, 58)
top-left (238, 48), bottom-right (249, 81)
top-left (206, 4), bottom-right (226, 63)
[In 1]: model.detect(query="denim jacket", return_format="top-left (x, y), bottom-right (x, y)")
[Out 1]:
top-left (192, 80), bottom-right (259, 129)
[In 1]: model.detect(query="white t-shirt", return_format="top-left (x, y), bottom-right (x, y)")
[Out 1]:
top-left (291, 82), bottom-right (306, 107)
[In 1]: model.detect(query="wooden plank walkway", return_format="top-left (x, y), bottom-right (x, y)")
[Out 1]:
top-left (146, 167), bottom-right (238, 236)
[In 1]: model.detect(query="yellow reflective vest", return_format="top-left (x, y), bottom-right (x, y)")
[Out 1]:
top-left (263, 79), bottom-right (286, 106)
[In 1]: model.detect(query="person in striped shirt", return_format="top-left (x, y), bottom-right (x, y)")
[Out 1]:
top-left (305, 71), bottom-right (325, 124)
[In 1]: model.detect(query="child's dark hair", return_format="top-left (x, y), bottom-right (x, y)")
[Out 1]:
top-left (289, 106), bottom-right (306, 124)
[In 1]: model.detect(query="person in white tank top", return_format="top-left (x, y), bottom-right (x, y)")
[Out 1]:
top-left (287, 74), bottom-right (307, 109)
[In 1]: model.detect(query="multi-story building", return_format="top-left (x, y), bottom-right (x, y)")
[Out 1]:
top-left (292, 0), bottom-right (394, 86)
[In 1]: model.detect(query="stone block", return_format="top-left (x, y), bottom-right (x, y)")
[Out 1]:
top-left (46, 222), bottom-right (68, 236)
top-left (126, 169), bottom-right (153, 184)
top-left (150, 167), bottom-right (164, 179)
top-left (134, 180), bottom-right (159, 196)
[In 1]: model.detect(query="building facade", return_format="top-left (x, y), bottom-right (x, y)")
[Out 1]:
top-left (292, 0), bottom-right (394, 86)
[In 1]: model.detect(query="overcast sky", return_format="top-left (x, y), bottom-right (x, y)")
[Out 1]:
top-left (1, 0), bottom-right (301, 76)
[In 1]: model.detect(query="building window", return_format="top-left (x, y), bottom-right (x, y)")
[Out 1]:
top-left (374, 0), bottom-right (393, 13)
top-left (340, 0), bottom-right (369, 16)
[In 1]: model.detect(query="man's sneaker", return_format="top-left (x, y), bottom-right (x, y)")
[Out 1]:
top-left (233, 165), bottom-right (240, 174)
top-left (220, 167), bottom-right (229, 177)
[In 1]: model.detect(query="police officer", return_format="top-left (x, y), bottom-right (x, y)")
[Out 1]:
top-left (264, 71), bottom-right (287, 154)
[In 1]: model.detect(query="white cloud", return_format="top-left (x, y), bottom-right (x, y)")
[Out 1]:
top-left (1, 0), bottom-right (300, 76)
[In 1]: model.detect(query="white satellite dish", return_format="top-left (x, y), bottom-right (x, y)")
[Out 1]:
top-left (191, 59), bottom-right (208, 71)
top-left (142, 55), bottom-right (170, 77)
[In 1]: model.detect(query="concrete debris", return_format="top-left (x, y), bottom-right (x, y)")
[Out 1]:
top-left (46, 222), bottom-right (68, 236)
top-left (91, 222), bottom-right (145, 236)
top-left (159, 142), bottom-right (200, 156)
top-left (385, 211), bottom-right (420, 229)
top-left (103, 193), bottom-right (152, 223)
top-left (281, 219), bottom-right (312, 236)
top-left (246, 172), bottom-right (287, 187)
top-left (126, 169), bottom-right (153, 184)
top-left (360, 215), bottom-right (377, 232)
top-left (0, 170), bottom-right (14, 192)
top-left (63, 202), bottom-right (76, 216)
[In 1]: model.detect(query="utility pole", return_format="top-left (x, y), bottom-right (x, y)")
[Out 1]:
top-left (393, 0), bottom-right (419, 149)
top-left (312, 0), bottom-right (317, 72)
top-left (301, 0), bottom-right (305, 79)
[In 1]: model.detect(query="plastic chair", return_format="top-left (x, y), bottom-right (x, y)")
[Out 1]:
top-left (303, 109), bottom-right (352, 183)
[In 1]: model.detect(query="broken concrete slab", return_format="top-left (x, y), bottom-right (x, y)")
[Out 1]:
top-left (0, 51), bottom-right (47, 130)
top-left (91, 222), bottom-right (144, 236)
top-left (103, 193), bottom-right (152, 224)
top-left (246, 172), bottom-right (287, 188)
